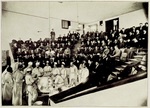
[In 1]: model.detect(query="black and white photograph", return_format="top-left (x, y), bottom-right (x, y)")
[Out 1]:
top-left (1, 1), bottom-right (148, 107)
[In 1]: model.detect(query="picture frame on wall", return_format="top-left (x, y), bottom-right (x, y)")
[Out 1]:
top-left (62, 20), bottom-right (70, 29)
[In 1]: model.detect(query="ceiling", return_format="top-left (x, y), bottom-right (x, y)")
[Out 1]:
top-left (2, 1), bottom-right (144, 24)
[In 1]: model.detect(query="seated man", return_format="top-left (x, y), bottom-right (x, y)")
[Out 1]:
top-left (103, 45), bottom-right (110, 59)
top-left (78, 62), bottom-right (89, 84)
top-left (32, 62), bottom-right (43, 78)
top-left (64, 47), bottom-right (71, 57)
top-left (51, 62), bottom-right (60, 78)
top-left (110, 45), bottom-right (122, 67)
top-left (110, 45), bottom-right (121, 61)
top-left (50, 48), bottom-right (55, 57)
top-left (118, 38), bottom-right (125, 48)
top-left (43, 61), bottom-right (52, 76)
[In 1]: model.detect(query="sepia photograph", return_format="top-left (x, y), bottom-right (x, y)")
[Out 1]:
top-left (1, 1), bottom-right (148, 107)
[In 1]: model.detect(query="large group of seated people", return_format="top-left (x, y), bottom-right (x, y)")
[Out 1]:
top-left (2, 22), bottom-right (148, 106)
top-left (11, 31), bottom-right (80, 68)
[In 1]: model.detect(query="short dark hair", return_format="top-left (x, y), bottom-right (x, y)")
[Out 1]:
top-left (7, 66), bottom-right (13, 73)
top-left (18, 64), bottom-right (23, 70)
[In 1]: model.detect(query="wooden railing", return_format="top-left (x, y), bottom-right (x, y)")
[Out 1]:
top-left (49, 72), bottom-right (147, 103)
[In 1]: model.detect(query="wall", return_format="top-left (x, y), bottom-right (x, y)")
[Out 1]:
top-left (85, 21), bottom-right (105, 32)
top-left (51, 78), bottom-right (147, 107)
top-left (2, 10), bottom-right (83, 51)
top-left (85, 9), bottom-right (148, 33)
top-left (2, 8), bottom-right (147, 54)
top-left (50, 18), bottom-right (83, 37)
top-left (2, 11), bottom-right (49, 50)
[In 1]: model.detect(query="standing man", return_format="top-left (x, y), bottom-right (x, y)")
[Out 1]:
top-left (50, 29), bottom-right (56, 41)
top-left (12, 64), bottom-right (24, 105)
top-left (2, 67), bottom-right (13, 105)
top-left (25, 68), bottom-right (38, 106)
top-left (69, 61), bottom-right (78, 87)
top-left (78, 62), bottom-right (89, 84)
top-left (93, 61), bottom-right (102, 86)
top-left (60, 62), bottom-right (68, 86)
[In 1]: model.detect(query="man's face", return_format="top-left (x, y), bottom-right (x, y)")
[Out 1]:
top-left (32, 54), bottom-right (34, 57)
top-left (46, 63), bottom-right (49, 66)
top-left (28, 64), bottom-right (33, 67)
top-left (18, 48), bottom-right (21, 52)
top-left (70, 62), bottom-right (73, 66)
top-left (129, 32), bottom-right (132, 35)
top-left (140, 23), bottom-right (143, 27)
top-left (95, 62), bottom-right (99, 66)
top-left (95, 46), bottom-right (98, 50)
top-left (61, 64), bottom-right (64, 68)
top-left (36, 63), bottom-right (40, 67)
top-left (136, 30), bottom-right (140, 34)
top-left (114, 39), bottom-right (117, 43)
top-left (143, 30), bottom-right (147, 34)
top-left (39, 54), bottom-right (41, 57)
top-left (112, 33), bottom-right (114, 37)
top-left (57, 53), bottom-right (59, 57)
top-left (120, 38), bottom-right (123, 42)
top-left (88, 60), bottom-right (91, 64)
top-left (114, 46), bottom-right (118, 50)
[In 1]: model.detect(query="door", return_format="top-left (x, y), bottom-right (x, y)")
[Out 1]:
top-left (105, 18), bottom-right (119, 33)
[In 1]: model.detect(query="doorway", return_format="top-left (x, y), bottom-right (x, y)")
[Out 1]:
top-left (105, 18), bottom-right (119, 33)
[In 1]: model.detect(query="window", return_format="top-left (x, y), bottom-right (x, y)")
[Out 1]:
top-left (62, 20), bottom-right (71, 29)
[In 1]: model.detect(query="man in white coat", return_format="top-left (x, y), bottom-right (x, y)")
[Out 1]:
top-left (24, 62), bottom-right (33, 75)
top-left (25, 68), bottom-right (38, 106)
top-left (78, 62), bottom-right (89, 84)
top-left (43, 61), bottom-right (52, 76)
top-left (69, 62), bottom-right (78, 87)
top-left (32, 62), bottom-right (43, 78)
top-left (60, 62), bottom-right (68, 86)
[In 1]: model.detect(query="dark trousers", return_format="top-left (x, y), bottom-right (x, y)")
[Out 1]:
top-left (2, 100), bottom-right (12, 106)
